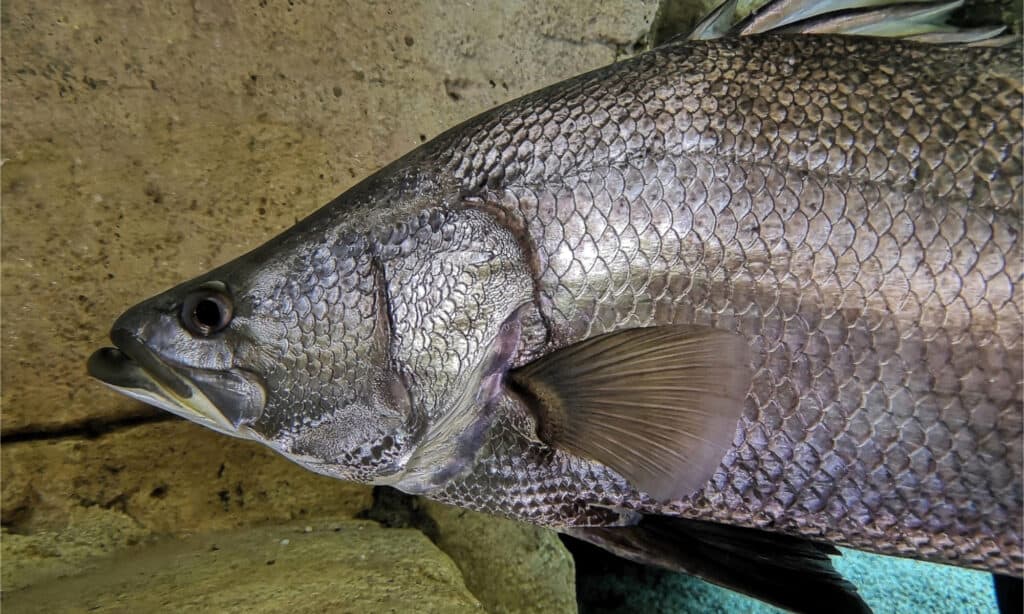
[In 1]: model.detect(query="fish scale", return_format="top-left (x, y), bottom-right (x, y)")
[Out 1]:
top-left (413, 34), bottom-right (1023, 573)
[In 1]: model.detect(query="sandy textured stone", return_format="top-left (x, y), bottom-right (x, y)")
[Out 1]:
top-left (1, 420), bottom-right (372, 533)
top-left (424, 500), bottom-right (578, 614)
top-left (1, 0), bottom-right (657, 433)
top-left (1, 3), bottom-right (652, 604)
top-left (1, 507), bottom-right (152, 592)
top-left (3, 520), bottom-right (484, 613)
top-left (1, 427), bottom-right (582, 611)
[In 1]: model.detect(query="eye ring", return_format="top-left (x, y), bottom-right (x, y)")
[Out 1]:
top-left (181, 286), bottom-right (233, 337)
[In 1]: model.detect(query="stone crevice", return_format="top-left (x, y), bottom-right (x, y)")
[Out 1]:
top-left (2, 412), bottom-right (174, 444)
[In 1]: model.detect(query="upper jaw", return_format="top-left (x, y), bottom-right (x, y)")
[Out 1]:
top-left (86, 329), bottom-right (244, 437)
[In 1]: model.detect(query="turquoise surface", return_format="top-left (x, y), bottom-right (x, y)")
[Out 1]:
top-left (574, 544), bottom-right (999, 613)
top-left (833, 548), bottom-right (997, 614)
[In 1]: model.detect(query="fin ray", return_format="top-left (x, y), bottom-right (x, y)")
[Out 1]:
top-left (510, 325), bottom-right (750, 500)
top-left (679, 0), bottom-right (1013, 46)
top-left (687, 0), bottom-right (742, 40)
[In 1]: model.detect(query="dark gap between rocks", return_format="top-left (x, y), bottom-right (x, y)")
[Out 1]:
top-left (2, 411), bottom-right (175, 443)
top-left (357, 486), bottom-right (440, 543)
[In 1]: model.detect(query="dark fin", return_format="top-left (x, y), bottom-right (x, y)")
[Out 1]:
top-left (907, 26), bottom-right (1013, 44)
top-left (567, 516), bottom-right (872, 614)
top-left (994, 573), bottom-right (1023, 614)
top-left (683, 0), bottom-right (1011, 45)
top-left (772, 0), bottom-right (1005, 40)
top-left (734, 0), bottom-right (939, 35)
top-left (685, 0), bottom-right (741, 40)
top-left (966, 34), bottom-right (1023, 47)
top-left (509, 325), bottom-right (749, 501)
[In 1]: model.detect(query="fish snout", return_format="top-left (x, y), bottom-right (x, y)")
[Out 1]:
top-left (88, 324), bottom-right (267, 433)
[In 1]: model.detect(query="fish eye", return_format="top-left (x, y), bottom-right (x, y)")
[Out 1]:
top-left (181, 285), bottom-right (233, 337)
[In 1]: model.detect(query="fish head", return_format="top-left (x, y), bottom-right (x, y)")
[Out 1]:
top-left (88, 198), bottom-right (536, 488)
top-left (87, 227), bottom-right (428, 483)
top-left (87, 277), bottom-right (271, 439)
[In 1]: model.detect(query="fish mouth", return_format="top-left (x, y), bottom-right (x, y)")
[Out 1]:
top-left (87, 329), bottom-right (254, 437)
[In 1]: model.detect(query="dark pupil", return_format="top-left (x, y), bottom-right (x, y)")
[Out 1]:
top-left (194, 298), bottom-right (223, 329)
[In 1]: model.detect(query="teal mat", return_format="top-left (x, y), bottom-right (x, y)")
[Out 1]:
top-left (574, 544), bottom-right (998, 613)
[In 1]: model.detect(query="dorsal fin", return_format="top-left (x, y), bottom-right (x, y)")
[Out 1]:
top-left (680, 0), bottom-right (1016, 46)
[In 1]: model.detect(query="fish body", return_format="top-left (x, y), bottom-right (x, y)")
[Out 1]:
top-left (420, 34), bottom-right (1024, 571)
top-left (89, 33), bottom-right (1022, 609)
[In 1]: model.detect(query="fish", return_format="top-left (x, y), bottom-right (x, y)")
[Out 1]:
top-left (87, 0), bottom-right (1023, 611)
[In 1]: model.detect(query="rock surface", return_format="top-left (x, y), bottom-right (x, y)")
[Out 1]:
top-left (2, 507), bottom-right (152, 593)
top-left (4, 520), bottom-right (484, 614)
top-left (1, 0), bottom-right (658, 434)
top-left (2, 486), bottom-right (580, 613)
top-left (2, 421), bottom-right (372, 534)
top-left (2, 1), bottom-right (657, 610)
top-left (424, 500), bottom-right (577, 614)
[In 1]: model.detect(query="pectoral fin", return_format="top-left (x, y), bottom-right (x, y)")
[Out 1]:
top-left (508, 325), bottom-right (749, 500)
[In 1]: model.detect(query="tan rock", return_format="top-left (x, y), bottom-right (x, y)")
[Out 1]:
top-left (2, 506), bottom-right (152, 592)
top-left (2, 423), bottom-right (580, 611)
top-left (424, 500), bottom-right (578, 614)
top-left (3, 520), bottom-right (484, 613)
top-left (2, 0), bottom-right (657, 433)
top-left (1, 420), bottom-right (372, 533)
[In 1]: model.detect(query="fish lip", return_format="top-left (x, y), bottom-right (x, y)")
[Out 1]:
top-left (87, 346), bottom-right (167, 395)
top-left (86, 329), bottom-right (238, 435)
top-left (94, 329), bottom-right (194, 399)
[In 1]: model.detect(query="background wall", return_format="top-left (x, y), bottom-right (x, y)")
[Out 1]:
top-left (1, 1), bottom-right (660, 609)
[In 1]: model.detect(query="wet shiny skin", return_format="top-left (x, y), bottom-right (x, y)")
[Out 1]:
top-left (92, 35), bottom-right (1022, 575)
